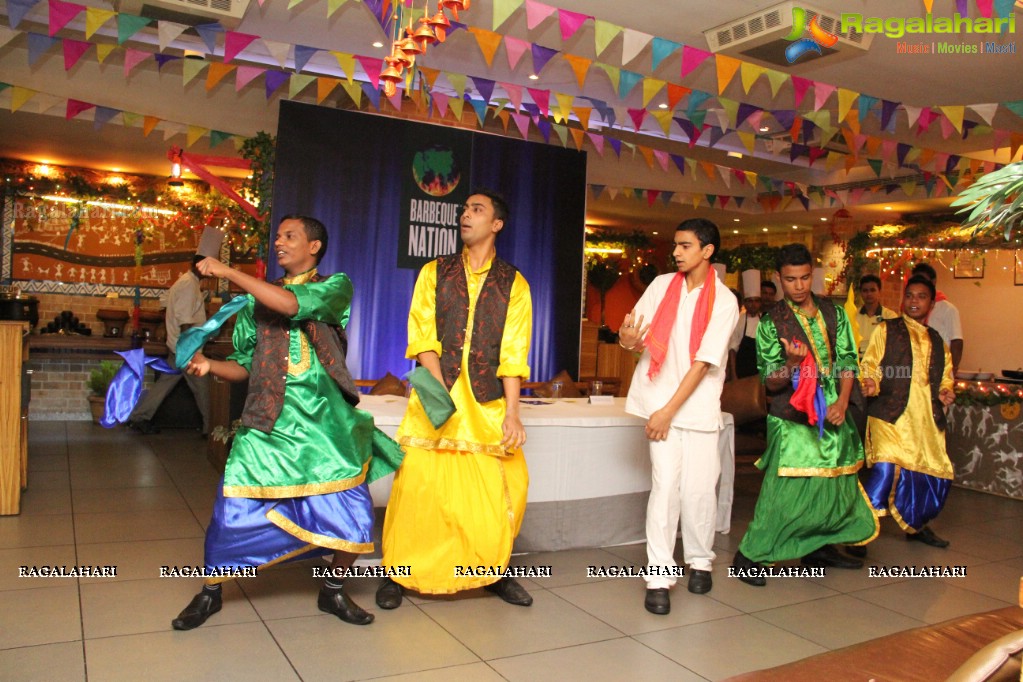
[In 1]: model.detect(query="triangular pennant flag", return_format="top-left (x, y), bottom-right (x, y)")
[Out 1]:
top-left (879, 99), bottom-right (899, 130)
top-left (468, 27), bottom-right (501, 67)
top-left (294, 44), bottom-right (319, 73)
top-left (896, 142), bottom-right (912, 167)
top-left (120, 111), bottom-right (140, 127)
top-left (646, 189), bottom-right (660, 206)
top-left (524, 0), bottom-right (557, 30)
top-left (737, 131), bottom-right (756, 154)
top-left (157, 21), bottom-right (187, 52)
top-left (641, 78), bottom-right (665, 107)
top-left (85, 7), bottom-right (116, 40)
top-left (790, 75), bottom-right (812, 108)
top-left (665, 83), bottom-right (689, 111)
top-left (530, 44), bottom-right (558, 75)
top-left (142, 115), bottom-right (160, 136)
top-left (857, 93), bottom-right (878, 122)
top-left (680, 45), bottom-right (712, 80)
top-left (224, 31), bottom-right (258, 63)
top-left (186, 125), bottom-right (208, 147)
top-left (328, 52), bottom-right (354, 82)
top-left (448, 95), bottom-right (465, 121)
top-left (653, 149), bottom-right (669, 172)
top-left (569, 126), bottom-right (585, 150)
top-left (264, 70), bottom-right (288, 98)
top-left (587, 132), bottom-right (604, 155)
top-left (527, 87), bottom-right (549, 117)
top-left (714, 54), bottom-right (741, 95)
top-left (0, 27), bottom-right (18, 49)
top-left (122, 47), bottom-right (149, 77)
top-left (593, 19), bottom-right (621, 56)
top-left (651, 37), bottom-right (681, 70)
top-left (339, 79), bottom-right (362, 106)
top-left (627, 108), bottom-right (646, 131)
top-left (326, 0), bottom-right (348, 17)
top-left (205, 62), bottom-right (235, 90)
top-left (559, 9), bottom-right (589, 41)
top-left (969, 102), bottom-right (998, 126)
top-left (651, 109), bottom-right (673, 136)
top-left (194, 23), bottom-right (222, 55)
top-left (27, 33), bottom-right (59, 65)
top-left (938, 115), bottom-right (955, 139)
top-left (621, 28), bottom-right (651, 64)
top-left (492, 0), bottom-right (520, 29)
top-left (867, 158), bottom-right (884, 177)
top-left (511, 112), bottom-right (530, 138)
top-left (939, 105), bottom-right (964, 134)
top-left (500, 82), bottom-right (523, 112)
top-left (534, 117), bottom-right (551, 142)
top-left (765, 69), bottom-right (788, 98)
top-left (553, 92), bottom-right (573, 123)
top-left (739, 62), bottom-right (766, 94)
top-left (66, 98), bottom-right (94, 119)
top-left (258, 41), bottom-right (290, 70)
top-left (49, 0), bottom-right (84, 36)
top-left (356, 56), bottom-right (382, 88)
top-left (607, 137), bottom-right (622, 157)
top-left (207, 130), bottom-right (231, 148)
top-left (235, 65), bottom-right (264, 91)
top-left (471, 75), bottom-right (495, 104)
top-left (153, 53), bottom-right (179, 69)
top-left (836, 88), bottom-right (858, 122)
top-left (563, 54), bottom-right (591, 88)
top-left (618, 69), bottom-right (643, 99)
top-left (447, 72), bottom-right (467, 98)
top-left (718, 98), bottom-right (739, 128)
top-left (504, 36), bottom-right (529, 70)
top-left (360, 81), bottom-right (380, 111)
top-left (182, 57), bottom-right (208, 85)
top-left (10, 86), bottom-right (36, 112)
top-left (315, 76), bottom-right (339, 103)
top-left (92, 105), bottom-right (119, 130)
top-left (593, 63), bottom-right (620, 91)
top-left (62, 37), bottom-right (89, 70)
top-left (638, 146), bottom-right (655, 169)
top-left (902, 104), bottom-right (922, 129)
top-left (689, 108), bottom-right (707, 130)
top-left (7, 0), bottom-right (39, 30)
top-left (117, 14), bottom-right (152, 45)
top-left (550, 123), bottom-right (568, 147)
top-left (386, 87), bottom-right (403, 112)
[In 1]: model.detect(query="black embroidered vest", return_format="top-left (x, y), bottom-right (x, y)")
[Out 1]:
top-left (435, 253), bottom-right (517, 403)
top-left (866, 317), bottom-right (947, 430)
top-left (763, 297), bottom-right (864, 426)
top-left (241, 273), bottom-right (360, 434)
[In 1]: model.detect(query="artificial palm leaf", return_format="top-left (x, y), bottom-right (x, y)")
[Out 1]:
top-left (951, 161), bottom-right (1023, 240)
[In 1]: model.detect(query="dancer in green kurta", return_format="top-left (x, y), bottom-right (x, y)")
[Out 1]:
top-left (732, 244), bottom-right (878, 586)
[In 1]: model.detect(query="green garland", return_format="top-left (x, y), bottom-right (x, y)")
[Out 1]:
top-left (953, 385), bottom-right (1023, 408)
top-left (240, 132), bottom-right (276, 260)
top-left (715, 244), bottom-right (780, 274)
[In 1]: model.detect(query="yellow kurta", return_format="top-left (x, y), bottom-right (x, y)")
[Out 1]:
top-left (860, 315), bottom-right (955, 479)
top-left (383, 249), bottom-right (533, 594)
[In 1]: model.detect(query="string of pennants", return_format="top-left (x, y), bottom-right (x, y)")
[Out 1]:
top-left (2, 0), bottom-right (1021, 204)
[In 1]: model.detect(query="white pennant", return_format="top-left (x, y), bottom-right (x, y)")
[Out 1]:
top-left (968, 103), bottom-right (998, 127)
top-left (158, 21), bottom-right (188, 52)
top-left (902, 105), bottom-right (922, 129)
top-left (711, 108), bottom-right (730, 132)
top-left (0, 26), bottom-right (19, 50)
top-left (263, 39), bottom-right (292, 69)
top-left (621, 29), bottom-right (652, 65)
top-left (163, 123), bottom-right (186, 141)
top-left (35, 93), bottom-right (64, 115)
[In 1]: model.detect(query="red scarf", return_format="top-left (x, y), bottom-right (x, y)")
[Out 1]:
top-left (645, 269), bottom-right (716, 379)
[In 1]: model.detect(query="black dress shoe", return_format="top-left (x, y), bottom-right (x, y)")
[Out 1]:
top-left (375, 578), bottom-right (403, 609)
top-left (318, 585), bottom-right (374, 625)
top-left (687, 569), bottom-right (713, 594)
top-left (129, 419), bottom-right (160, 435)
top-left (907, 526), bottom-right (950, 548)
top-left (171, 590), bottom-right (222, 630)
top-left (484, 577), bottom-right (533, 606)
top-left (644, 588), bottom-right (670, 615)
top-left (731, 549), bottom-right (767, 586)
top-left (844, 544), bottom-right (868, 558)
top-left (801, 545), bottom-right (863, 569)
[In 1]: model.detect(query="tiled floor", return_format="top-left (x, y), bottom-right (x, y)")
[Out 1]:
top-left (2, 421), bottom-right (1022, 681)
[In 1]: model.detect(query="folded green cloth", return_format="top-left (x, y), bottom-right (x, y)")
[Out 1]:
top-left (175, 294), bottom-right (251, 370)
top-left (406, 366), bottom-right (456, 429)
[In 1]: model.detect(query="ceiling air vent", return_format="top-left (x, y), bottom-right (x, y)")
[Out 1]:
top-left (115, 0), bottom-right (252, 30)
top-left (703, 0), bottom-right (874, 70)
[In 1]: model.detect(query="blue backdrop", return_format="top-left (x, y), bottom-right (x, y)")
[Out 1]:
top-left (269, 102), bottom-right (587, 382)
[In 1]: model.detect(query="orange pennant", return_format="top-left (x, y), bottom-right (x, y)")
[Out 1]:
top-left (563, 54), bottom-right (591, 88)
top-left (205, 62), bottom-right (235, 91)
top-left (468, 27), bottom-right (502, 67)
top-left (143, 115), bottom-right (160, 136)
top-left (714, 54), bottom-right (741, 95)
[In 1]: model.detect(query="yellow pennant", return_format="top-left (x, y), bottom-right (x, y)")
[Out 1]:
top-left (10, 86), bottom-right (36, 112)
top-left (95, 43), bottom-right (116, 64)
top-left (715, 54), bottom-right (741, 95)
top-left (85, 8), bottom-right (116, 40)
top-left (186, 125), bottom-right (208, 148)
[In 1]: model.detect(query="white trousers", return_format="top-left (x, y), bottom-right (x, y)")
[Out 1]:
top-left (645, 427), bottom-right (720, 588)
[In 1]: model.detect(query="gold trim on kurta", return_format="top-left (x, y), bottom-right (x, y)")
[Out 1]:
top-left (777, 461), bottom-right (863, 478)
top-left (845, 480), bottom-right (881, 546)
top-left (397, 435), bottom-right (508, 457)
top-left (283, 268), bottom-right (318, 286)
top-left (289, 330), bottom-right (312, 376)
top-left (265, 509), bottom-right (374, 553)
top-left (223, 462), bottom-right (369, 498)
top-left (203, 543), bottom-right (321, 585)
top-left (886, 466), bottom-right (916, 533)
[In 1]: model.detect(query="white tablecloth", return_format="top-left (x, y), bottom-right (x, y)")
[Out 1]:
top-left (359, 395), bottom-right (735, 551)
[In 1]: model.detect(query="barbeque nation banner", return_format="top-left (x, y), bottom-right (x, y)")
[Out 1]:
top-left (397, 124), bottom-right (473, 270)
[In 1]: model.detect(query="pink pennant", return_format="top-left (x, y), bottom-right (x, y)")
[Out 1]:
top-left (66, 98), bottom-right (95, 119)
top-left (224, 31), bottom-right (259, 63)
top-left (628, 108), bottom-right (646, 131)
top-left (938, 115), bottom-right (954, 139)
top-left (525, 0), bottom-right (557, 30)
top-left (976, 0), bottom-right (993, 17)
top-left (587, 132), bottom-right (604, 156)
top-left (881, 139), bottom-right (897, 161)
top-left (123, 48), bottom-right (149, 77)
top-left (511, 112), bottom-right (530, 139)
top-left (501, 82), bottom-right (523, 112)
top-left (647, 190), bottom-right (660, 206)
top-left (387, 89), bottom-right (403, 112)
top-left (916, 107), bottom-right (935, 135)
top-left (791, 76), bottom-right (811, 108)
top-left (356, 56), bottom-right (383, 88)
top-left (49, 0), bottom-right (86, 36)
top-left (813, 82), bottom-right (836, 111)
top-left (235, 65), bottom-right (265, 91)
top-left (527, 87), bottom-right (549, 117)
top-left (680, 45), bottom-right (711, 80)
top-left (653, 149), bottom-right (669, 172)
top-left (504, 36), bottom-right (529, 70)
top-left (558, 9), bottom-right (589, 41)
top-left (62, 38), bottom-right (89, 70)
top-left (433, 92), bottom-right (450, 118)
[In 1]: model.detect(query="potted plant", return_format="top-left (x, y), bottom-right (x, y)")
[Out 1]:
top-left (87, 360), bottom-right (119, 424)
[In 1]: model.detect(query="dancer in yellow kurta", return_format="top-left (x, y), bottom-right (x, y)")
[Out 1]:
top-left (861, 275), bottom-right (956, 547)
top-left (378, 189), bottom-right (534, 607)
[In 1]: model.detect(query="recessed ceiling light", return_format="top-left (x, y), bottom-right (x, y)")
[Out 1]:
top-left (733, 218), bottom-right (740, 222)
top-left (884, 206), bottom-right (892, 210)
top-left (658, 103), bottom-right (667, 109)
top-left (820, 217), bottom-right (827, 221)
top-left (759, 126), bottom-right (770, 132)
top-left (732, 229), bottom-right (739, 234)
top-left (372, 41), bottom-right (384, 48)
top-left (528, 74), bottom-right (539, 80)
top-left (727, 151), bottom-right (743, 159)
top-left (792, 225), bottom-right (798, 229)
top-left (652, 231), bottom-right (659, 235)
top-left (762, 227), bottom-right (769, 232)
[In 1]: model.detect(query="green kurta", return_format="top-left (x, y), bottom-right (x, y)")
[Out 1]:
top-left (738, 302), bottom-right (878, 563)
top-left (222, 271), bottom-right (403, 498)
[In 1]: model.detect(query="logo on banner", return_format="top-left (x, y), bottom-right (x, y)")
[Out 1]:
top-left (412, 145), bottom-right (461, 197)
top-left (784, 7), bottom-right (839, 63)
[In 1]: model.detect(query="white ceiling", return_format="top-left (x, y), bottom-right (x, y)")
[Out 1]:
top-left (1, 0), bottom-right (1021, 236)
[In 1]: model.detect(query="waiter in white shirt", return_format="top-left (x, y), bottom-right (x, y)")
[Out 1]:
top-left (729, 269), bottom-right (763, 379)
top-left (911, 263), bottom-right (964, 373)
